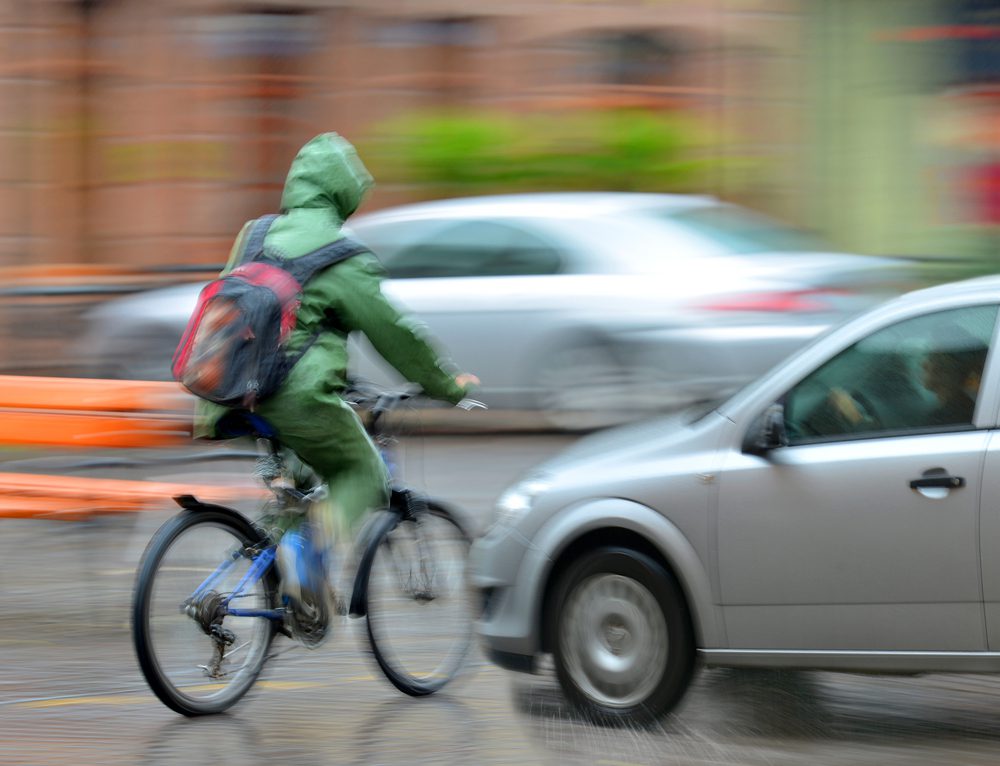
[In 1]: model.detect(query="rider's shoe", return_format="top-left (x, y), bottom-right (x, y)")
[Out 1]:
top-left (276, 527), bottom-right (334, 647)
top-left (276, 529), bottom-right (311, 607)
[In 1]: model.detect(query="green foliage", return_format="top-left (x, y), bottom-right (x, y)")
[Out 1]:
top-left (363, 108), bottom-right (747, 197)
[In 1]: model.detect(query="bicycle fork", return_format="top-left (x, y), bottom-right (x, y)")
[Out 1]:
top-left (347, 488), bottom-right (438, 618)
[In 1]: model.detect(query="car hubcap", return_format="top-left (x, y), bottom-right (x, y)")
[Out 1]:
top-left (560, 573), bottom-right (668, 708)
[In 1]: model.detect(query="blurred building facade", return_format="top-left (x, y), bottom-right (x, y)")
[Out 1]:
top-left (0, 0), bottom-right (996, 272)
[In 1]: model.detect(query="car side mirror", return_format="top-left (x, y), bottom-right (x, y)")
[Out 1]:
top-left (743, 403), bottom-right (788, 456)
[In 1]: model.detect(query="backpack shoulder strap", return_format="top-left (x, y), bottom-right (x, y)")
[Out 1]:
top-left (274, 237), bottom-right (371, 367)
top-left (237, 214), bottom-right (280, 267)
top-left (282, 237), bottom-right (370, 285)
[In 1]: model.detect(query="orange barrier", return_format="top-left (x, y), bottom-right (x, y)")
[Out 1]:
top-left (0, 376), bottom-right (192, 448)
top-left (0, 376), bottom-right (259, 519)
top-left (0, 472), bottom-right (264, 520)
top-left (0, 376), bottom-right (186, 412)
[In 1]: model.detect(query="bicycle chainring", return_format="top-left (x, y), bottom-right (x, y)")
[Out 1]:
top-left (284, 590), bottom-right (331, 649)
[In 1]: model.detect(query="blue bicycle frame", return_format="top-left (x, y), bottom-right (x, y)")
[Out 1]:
top-left (189, 545), bottom-right (284, 622)
top-left (183, 389), bottom-right (408, 627)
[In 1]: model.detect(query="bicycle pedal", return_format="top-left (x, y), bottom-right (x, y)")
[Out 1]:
top-left (335, 599), bottom-right (347, 617)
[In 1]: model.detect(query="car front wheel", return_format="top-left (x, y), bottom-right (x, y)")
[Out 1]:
top-left (551, 546), bottom-right (695, 726)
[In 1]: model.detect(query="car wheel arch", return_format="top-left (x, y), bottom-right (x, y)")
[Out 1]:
top-left (521, 326), bottom-right (636, 429)
top-left (521, 326), bottom-right (625, 385)
top-left (528, 498), bottom-right (721, 654)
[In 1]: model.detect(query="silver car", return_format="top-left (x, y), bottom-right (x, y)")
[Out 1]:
top-left (81, 193), bottom-right (913, 428)
top-left (470, 274), bottom-right (1000, 724)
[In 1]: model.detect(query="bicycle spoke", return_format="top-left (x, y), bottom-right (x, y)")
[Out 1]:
top-left (364, 507), bottom-right (474, 695)
top-left (133, 512), bottom-right (279, 715)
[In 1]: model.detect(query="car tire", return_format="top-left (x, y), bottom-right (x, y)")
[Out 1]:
top-left (550, 546), bottom-right (695, 727)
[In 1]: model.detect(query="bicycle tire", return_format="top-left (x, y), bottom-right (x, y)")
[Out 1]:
top-left (132, 508), bottom-right (280, 716)
top-left (359, 501), bottom-right (475, 696)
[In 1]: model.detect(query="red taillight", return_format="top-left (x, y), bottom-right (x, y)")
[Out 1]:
top-left (699, 289), bottom-right (848, 313)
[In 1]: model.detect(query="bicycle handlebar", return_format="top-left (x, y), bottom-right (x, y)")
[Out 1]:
top-left (343, 379), bottom-right (415, 408)
top-left (343, 377), bottom-right (487, 439)
top-left (342, 379), bottom-right (419, 438)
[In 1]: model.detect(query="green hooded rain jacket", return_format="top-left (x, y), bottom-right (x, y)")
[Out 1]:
top-left (194, 133), bottom-right (467, 531)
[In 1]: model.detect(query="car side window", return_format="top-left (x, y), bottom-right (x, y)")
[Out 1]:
top-left (783, 304), bottom-right (997, 444)
top-left (347, 218), bottom-right (452, 266)
top-left (378, 220), bottom-right (563, 279)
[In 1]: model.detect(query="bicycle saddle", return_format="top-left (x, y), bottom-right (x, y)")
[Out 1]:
top-left (216, 409), bottom-right (279, 441)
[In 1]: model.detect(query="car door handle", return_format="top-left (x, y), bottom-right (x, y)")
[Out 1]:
top-left (909, 475), bottom-right (965, 490)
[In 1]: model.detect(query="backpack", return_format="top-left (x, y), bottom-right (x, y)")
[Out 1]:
top-left (172, 214), bottom-right (367, 409)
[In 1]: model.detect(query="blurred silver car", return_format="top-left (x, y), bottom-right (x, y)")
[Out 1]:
top-left (470, 274), bottom-right (1000, 724)
top-left (82, 193), bottom-right (914, 427)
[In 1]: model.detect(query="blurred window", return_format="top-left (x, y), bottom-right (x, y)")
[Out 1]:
top-left (369, 17), bottom-right (491, 48)
top-left (783, 305), bottom-right (997, 444)
top-left (650, 206), bottom-right (830, 255)
top-left (546, 29), bottom-right (680, 87)
top-left (184, 13), bottom-right (319, 59)
top-left (363, 16), bottom-right (491, 104)
top-left (589, 30), bottom-right (679, 87)
top-left (377, 220), bottom-right (564, 279)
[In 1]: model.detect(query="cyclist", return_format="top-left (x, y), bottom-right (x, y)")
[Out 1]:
top-left (193, 132), bottom-right (479, 605)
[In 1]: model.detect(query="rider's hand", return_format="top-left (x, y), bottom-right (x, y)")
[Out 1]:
top-left (454, 373), bottom-right (486, 410)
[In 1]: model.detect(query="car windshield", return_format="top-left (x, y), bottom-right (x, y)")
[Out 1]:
top-left (643, 205), bottom-right (831, 255)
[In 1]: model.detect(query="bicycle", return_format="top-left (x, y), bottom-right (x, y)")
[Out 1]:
top-left (131, 382), bottom-right (480, 716)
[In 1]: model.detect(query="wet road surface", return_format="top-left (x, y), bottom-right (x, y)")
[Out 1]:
top-left (6, 434), bottom-right (1000, 765)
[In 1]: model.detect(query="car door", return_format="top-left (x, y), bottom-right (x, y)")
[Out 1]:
top-left (717, 304), bottom-right (998, 652)
top-left (350, 217), bottom-right (569, 403)
top-left (977, 405), bottom-right (1000, 651)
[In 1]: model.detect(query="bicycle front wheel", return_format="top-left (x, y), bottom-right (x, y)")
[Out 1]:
top-left (132, 508), bottom-right (279, 716)
top-left (361, 502), bottom-right (475, 696)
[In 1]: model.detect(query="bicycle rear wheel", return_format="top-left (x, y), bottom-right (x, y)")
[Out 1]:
top-left (361, 501), bottom-right (474, 696)
top-left (132, 508), bottom-right (279, 715)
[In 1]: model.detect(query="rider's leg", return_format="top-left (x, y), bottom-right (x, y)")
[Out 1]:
top-left (272, 415), bottom-right (388, 609)
top-left (257, 388), bottom-right (390, 548)
top-left (255, 366), bottom-right (391, 612)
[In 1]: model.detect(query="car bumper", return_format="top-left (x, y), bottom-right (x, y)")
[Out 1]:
top-left (468, 521), bottom-right (549, 672)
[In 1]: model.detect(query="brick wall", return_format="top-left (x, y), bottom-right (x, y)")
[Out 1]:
top-left (0, 0), bottom-right (799, 271)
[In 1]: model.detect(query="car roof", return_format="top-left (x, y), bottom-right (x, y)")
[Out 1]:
top-left (354, 192), bottom-right (719, 224)
top-left (889, 273), bottom-right (1000, 309)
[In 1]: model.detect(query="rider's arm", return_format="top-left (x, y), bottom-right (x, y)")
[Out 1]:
top-left (312, 253), bottom-right (469, 404)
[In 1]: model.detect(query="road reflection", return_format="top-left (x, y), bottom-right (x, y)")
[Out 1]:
top-left (144, 715), bottom-right (267, 766)
top-left (509, 667), bottom-right (1000, 766)
top-left (351, 696), bottom-right (480, 766)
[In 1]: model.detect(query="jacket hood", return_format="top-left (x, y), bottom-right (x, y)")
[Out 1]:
top-left (279, 133), bottom-right (374, 221)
